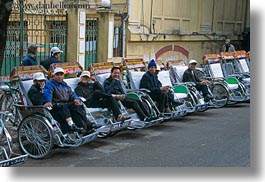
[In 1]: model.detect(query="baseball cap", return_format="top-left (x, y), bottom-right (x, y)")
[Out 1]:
top-left (53, 67), bottom-right (64, 74)
top-left (189, 59), bottom-right (198, 64)
top-left (225, 39), bottom-right (230, 44)
top-left (50, 47), bottom-right (63, 56)
top-left (80, 71), bottom-right (91, 78)
top-left (28, 44), bottom-right (41, 49)
top-left (33, 72), bottom-right (46, 81)
top-left (28, 44), bottom-right (41, 54)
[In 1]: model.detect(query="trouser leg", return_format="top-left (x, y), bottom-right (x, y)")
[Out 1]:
top-left (122, 98), bottom-right (147, 120)
top-left (149, 92), bottom-right (168, 112)
top-left (196, 85), bottom-right (209, 98)
top-left (51, 104), bottom-right (72, 134)
top-left (87, 91), bottom-right (122, 120)
top-left (136, 98), bottom-right (150, 117)
top-left (68, 104), bottom-right (92, 130)
top-left (92, 90), bottom-right (112, 100)
top-left (99, 98), bottom-right (122, 120)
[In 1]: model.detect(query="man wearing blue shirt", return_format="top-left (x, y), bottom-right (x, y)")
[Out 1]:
top-left (44, 67), bottom-right (93, 134)
top-left (40, 47), bottom-right (63, 70)
top-left (21, 44), bottom-right (40, 66)
top-left (140, 59), bottom-right (171, 113)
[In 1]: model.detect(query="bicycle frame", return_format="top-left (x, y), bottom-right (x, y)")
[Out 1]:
top-left (0, 113), bottom-right (28, 167)
top-left (0, 80), bottom-right (23, 127)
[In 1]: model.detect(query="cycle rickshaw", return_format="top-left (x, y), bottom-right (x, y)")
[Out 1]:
top-left (50, 62), bottom-right (133, 137)
top-left (201, 54), bottom-right (249, 106)
top-left (220, 51), bottom-right (250, 100)
top-left (89, 61), bottom-right (164, 128)
top-left (7, 65), bottom-right (99, 159)
top-left (165, 60), bottom-right (209, 111)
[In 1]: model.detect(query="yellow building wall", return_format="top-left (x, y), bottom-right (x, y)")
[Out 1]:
top-left (128, 0), bottom-right (249, 36)
top-left (124, 0), bottom-right (250, 64)
top-left (18, 0), bottom-right (250, 64)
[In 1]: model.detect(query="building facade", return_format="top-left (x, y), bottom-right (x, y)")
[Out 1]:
top-left (115, 0), bottom-right (250, 64)
top-left (1, 0), bottom-right (250, 75)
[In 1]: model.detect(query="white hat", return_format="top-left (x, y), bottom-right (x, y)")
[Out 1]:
top-left (189, 59), bottom-right (197, 64)
top-left (50, 47), bottom-right (63, 56)
top-left (53, 67), bottom-right (64, 74)
top-left (33, 72), bottom-right (46, 81)
top-left (80, 70), bottom-right (91, 77)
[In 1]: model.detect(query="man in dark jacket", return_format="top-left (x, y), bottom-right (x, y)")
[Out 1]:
top-left (104, 66), bottom-right (150, 121)
top-left (183, 59), bottom-right (212, 102)
top-left (40, 47), bottom-right (63, 70)
top-left (21, 44), bottom-right (40, 66)
top-left (140, 59), bottom-right (171, 113)
top-left (221, 39), bottom-right (236, 52)
top-left (43, 67), bottom-right (93, 134)
top-left (28, 72), bottom-right (46, 105)
top-left (75, 70), bottom-right (129, 121)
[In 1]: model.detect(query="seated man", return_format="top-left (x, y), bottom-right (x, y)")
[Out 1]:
top-left (155, 66), bottom-right (182, 110)
top-left (183, 59), bottom-right (212, 102)
top-left (140, 59), bottom-right (171, 113)
top-left (104, 66), bottom-right (150, 121)
top-left (75, 70), bottom-right (130, 122)
top-left (28, 72), bottom-right (46, 106)
top-left (43, 67), bottom-right (93, 134)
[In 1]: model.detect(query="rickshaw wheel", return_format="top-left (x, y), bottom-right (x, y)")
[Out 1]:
top-left (18, 115), bottom-right (54, 159)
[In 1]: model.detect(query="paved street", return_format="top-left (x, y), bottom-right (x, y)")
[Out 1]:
top-left (20, 103), bottom-right (250, 167)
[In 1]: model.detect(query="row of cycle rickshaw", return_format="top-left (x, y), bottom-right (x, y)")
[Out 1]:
top-left (0, 50), bottom-right (250, 167)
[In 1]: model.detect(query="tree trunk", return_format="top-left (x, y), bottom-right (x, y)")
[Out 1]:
top-left (0, 0), bottom-right (13, 72)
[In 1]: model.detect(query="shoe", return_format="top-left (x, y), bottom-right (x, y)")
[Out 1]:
top-left (69, 123), bottom-right (84, 133)
top-left (151, 116), bottom-right (159, 120)
top-left (118, 114), bottom-right (131, 121)
top-left (85, 128), bottom-right (96, 135)
top-left (164, 107), bottom-right (172, 113)
top-left (143, 117), bottom-right (153, 122)
top-left (94, 125), bottom-right (101, 129)
top-left (172, 101), bottom-right (182, 107)
top-left (63, 138), bottom-right (76, 145)
top-left (115, 94), bottom-right (126, 100)
top-left (204, 97), bottom-right (210, 102)
top-left (60, 135), bottom-right (76, 145)
top-left (204, 95), bottom-right (213, 102)
top-left (207, 94), bottom-right (213, 99)
top-left (92, 123), bottom-right (101, 129)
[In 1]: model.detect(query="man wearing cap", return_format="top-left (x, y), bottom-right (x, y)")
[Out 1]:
top-left (183, 59), bottom-right (212, 102)
top-left (154, 66), bottom-right (182, 110)
top-left (40, 47), bottom-right (63, 70)
top-left (221, 39), bottom-right (236, 52)
top-left (28, 72), bottom-right (46, 105)
top-left (140, 59), bottom-right (171, 113)
top-left (75, 70), bottom-right (130, 122)
top-left (43, 67), bottom-right (93, 134)
top-left (21, 44), bottom-right (40, 66)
